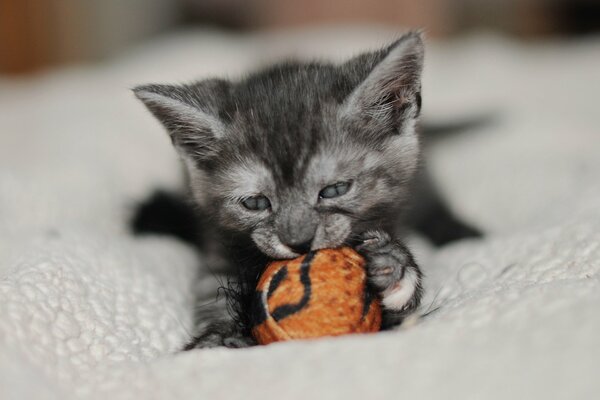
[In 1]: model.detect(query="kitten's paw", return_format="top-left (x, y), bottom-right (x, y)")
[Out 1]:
top-left (355, 230), bottom-right (422, 316)
top-left (222, 336), bottom-right (256, 349)
top-left (355, 230), bottom-right (405, 292)
top-left (183, 323), bottom-right (255, 350)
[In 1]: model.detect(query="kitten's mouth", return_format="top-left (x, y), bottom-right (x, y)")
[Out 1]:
top-left (252, 230), bottom-right (352, 260)
top-left (262, 241), bottom-right (344, 260)
top-left (279, 239), bottom-right (351, 259)
top-left (254, 239), bottom-right (306, 260)
top-left (262, 242), bottom-right (301, 260)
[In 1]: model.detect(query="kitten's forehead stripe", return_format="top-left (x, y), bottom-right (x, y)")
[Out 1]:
top-left (205, 42), bottom-right (419, 191)
top-left (219, 63), bottom-right (355, 172)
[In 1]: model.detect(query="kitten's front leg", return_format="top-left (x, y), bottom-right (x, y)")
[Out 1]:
top-left (355, 230), bottom-right (423, 329)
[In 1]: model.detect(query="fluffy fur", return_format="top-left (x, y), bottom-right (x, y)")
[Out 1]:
top-left (134, 32), bottom-right (470, 348)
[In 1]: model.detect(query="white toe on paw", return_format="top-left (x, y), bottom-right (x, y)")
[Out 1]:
top-left (381, 267), bottom-right (419, 311)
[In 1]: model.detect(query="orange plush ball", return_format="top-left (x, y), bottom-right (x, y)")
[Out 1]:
top-left (251, 247), bottom-right (382, 345)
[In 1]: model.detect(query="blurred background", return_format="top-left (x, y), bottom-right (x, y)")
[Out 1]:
top-left (1, 0), bottom-right (599, 74)
top-left (0, 4), bottom-right (599, 397)
top-left (0, 0), bottom-right (599, 233)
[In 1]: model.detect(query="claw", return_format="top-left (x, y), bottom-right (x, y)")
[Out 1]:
top-left (355, 230), bottom-right (391, 253)
top-left (368, 266), bottom-right (394, 276)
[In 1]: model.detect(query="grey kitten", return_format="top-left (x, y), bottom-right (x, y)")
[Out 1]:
top-left (134, 32), bottom-right (430, 348)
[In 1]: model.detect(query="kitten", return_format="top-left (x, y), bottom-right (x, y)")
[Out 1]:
top-left (133, 32), bottom-right (476, 348)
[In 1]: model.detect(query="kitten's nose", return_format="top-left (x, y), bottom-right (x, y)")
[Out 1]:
top-left (285, 239), bottom-right (313, 255)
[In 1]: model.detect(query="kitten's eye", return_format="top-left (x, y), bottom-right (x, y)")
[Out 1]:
top-left (319, 181), bottom-right (351, 199)
top-left (241, 195), bottom-right (271, 211)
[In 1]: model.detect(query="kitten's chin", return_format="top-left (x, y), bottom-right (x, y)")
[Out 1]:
top-left (264, 245), bottom-right (300, 260)
top-left (259, 242), bottom-right (348, 260)
top-left (251, 231), bottom-right (300, 260)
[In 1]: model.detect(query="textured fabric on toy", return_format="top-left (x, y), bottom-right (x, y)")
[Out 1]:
top-left (0, 28), bottom-right (599, 400)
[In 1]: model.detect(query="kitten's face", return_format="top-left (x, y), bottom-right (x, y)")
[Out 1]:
top-left (202, 121), bottom-right (419, 259)
top-left (135, 33), bottom-right (424, 259)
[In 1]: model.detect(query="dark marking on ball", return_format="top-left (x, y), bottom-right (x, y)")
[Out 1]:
top-left (267, 265), bottom-right (288, 299)
top-left (270, 251), bottom-right (316, 321)
top-left (361, 286), bottom-right (376, 320)
top-left (251, 290), bottom-right (268, 326)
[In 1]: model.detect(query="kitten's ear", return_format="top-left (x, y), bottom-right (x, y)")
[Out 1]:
top-left (342, 32), bottom-right (424, 133)
top-left (133, 83), bottom-right (226, 159)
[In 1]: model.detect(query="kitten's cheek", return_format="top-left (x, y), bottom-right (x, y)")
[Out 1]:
top-left (219, 207), bottom-right (260, 231)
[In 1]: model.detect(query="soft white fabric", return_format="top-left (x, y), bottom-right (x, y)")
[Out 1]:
top-left (1, 27), bottom-right (599, 399)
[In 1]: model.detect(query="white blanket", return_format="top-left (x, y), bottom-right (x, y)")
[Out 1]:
top-left (1, 27), bottom-right (599, 399)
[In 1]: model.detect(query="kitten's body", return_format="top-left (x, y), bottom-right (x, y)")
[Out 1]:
top-left (133, 33), bottom-right (478, 348)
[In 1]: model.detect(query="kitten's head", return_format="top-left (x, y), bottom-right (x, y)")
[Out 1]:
top-left (134, 33), bottom-right (424, 259)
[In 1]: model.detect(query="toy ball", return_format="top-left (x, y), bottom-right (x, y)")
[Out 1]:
top-left (251, 247), bottom-right (381, 345)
